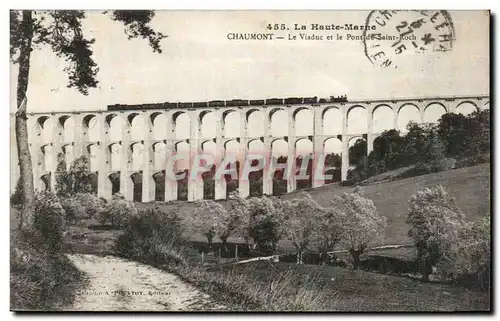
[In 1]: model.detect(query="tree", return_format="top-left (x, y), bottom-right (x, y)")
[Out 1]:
top-left (190, 202), bottom-right (215, 247)
top-left (226, 190), bottom-right (252, 246)
top-left (10, 10), bottom-right (167, 230)
top-left (281, 192), bottom-right (324, 264)
top-left (55, 155), bottom-right (95, 197)
top-left (190, 199), bottom-right (241, 250)
top-left (346, 110), bottom-right (490, 185)
top-left (465, 110), bottom-right (490, 156)
top-left (246, 196), bottom-right (285, 253)
top-left (446, 216), bottom-right (490, 288)
top-left (295, 155), bottom-right (313, 190)
top-left (311, 201), bottom-right (346, 264)
top-left (324, 153), bottom-right (341, 184)
top-left (202, 165), bottom-right (216, 199)
top-left (272, 156), bottom-right (288, 195)
top-left (406, 185), bottom-right (466, 281)
top-left (424, 132), bottom-right (446, 164)
top-left (372, 130), bottom-right (405, 170)
top-left (332, 192), bottom-right (386, 269)
top-left (348, 139), bottom-right (367, 166)
top-left (248, 159), bottom-right (264, 196)
top-left (437, 113), bottom-right (470, 157)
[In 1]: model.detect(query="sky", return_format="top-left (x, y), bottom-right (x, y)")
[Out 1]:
top-left (10, 10), bottom-right (489, 111)
top-left (9, 10), bottom-right (490, 171)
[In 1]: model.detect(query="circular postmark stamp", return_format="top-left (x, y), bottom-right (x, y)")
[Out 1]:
top-left (363, 10), bottom-right (456, 68)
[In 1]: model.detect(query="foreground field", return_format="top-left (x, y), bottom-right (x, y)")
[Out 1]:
top-left (61, 232), bottom-right (490, 311)
top-left (201, 261), bottom-right (489, 311)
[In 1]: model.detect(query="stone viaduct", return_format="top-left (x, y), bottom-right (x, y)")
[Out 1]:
top-left (10, 95), bottom-right (489, 202)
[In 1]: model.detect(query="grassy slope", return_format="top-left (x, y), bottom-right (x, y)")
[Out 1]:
top-left (10, 209), bottom-right (88, 311)
top-left (293, 163), bottom-right (490, 245)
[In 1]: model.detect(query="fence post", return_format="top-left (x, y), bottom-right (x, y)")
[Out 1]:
top-left (218, 248), bottom-right (221, 264)
top-left (235, 244), bottom-right (238, 260)
top-left (201, 252), bottom-right (204, 264)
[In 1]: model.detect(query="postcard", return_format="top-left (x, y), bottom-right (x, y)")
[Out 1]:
top-left (10, 10), bottom-right (490, 312)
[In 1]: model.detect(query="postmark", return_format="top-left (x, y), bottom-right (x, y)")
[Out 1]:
top-left (363, 10), bottom-right (456, 68)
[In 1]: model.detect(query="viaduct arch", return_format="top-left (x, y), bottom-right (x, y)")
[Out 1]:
top-left (12, 95), bottom-right (489, 202)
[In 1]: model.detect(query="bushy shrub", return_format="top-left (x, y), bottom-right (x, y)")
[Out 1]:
top-left (98, 193), bottom-right (137, 227)
top-left (74, 193), bottom-right (102, 218)
top-left (406, 185), bottom-right (466, 281)
top-left (439, 216), bottom-right (491, 289)
top-left (332, 192), bottom-right (386, 269)
top-left (340, 178), bottom-right (356, 187)
top-left (455, 153), bottom-right (490, 168)
top-left (397, 158), bottom-right (456, 180)
top-left (115, 206), bottom-right (190, 266)
top-left (11, 192), bottom-right (75, 310)
top-left (438, 158), bottom-right (457, 171)
top-left (10, 192), bottom-right (85, 311)
top-left (32, 191), bottom-right (66, 253)
top-left (61, 193), bottom-right (104, 224)
top-left (60, 197), bottom-right (83, 225)
top-left (400, 163), bottom-right (434, 179)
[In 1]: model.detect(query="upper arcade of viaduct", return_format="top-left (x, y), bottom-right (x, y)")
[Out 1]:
top-left (13, 95), bottom-right (490, 202)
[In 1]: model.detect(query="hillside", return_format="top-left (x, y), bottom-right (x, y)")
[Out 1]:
top-left (283, 162), bottom-right (490, 245)
top-left (137, 163), bottom-right (490, 247)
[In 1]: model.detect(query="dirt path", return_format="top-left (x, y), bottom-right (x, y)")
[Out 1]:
top-left (66, 254), bottom-right (226, 311)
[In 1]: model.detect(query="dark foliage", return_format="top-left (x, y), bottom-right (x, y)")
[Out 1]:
top-left (360, 255), bottom-right (418, 275)
top-left (177, 170), bottom-right (188, 201)
top-left (55, 155), bottom-right (96, 198)
top-left (32, 191), bottom-right (66, 253)
top-left (248, 217), bottom-right (280, 255)
top-left (348, 111), bottom-right (490, 184)
top-left (111, 10), bottom-right (167, 53)
top-left (115, 207), bottom-right (191, 266)
top-left (202, 165), bottom-right (216, 199)
top-left (11, 178), bottom-right (24, 209)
